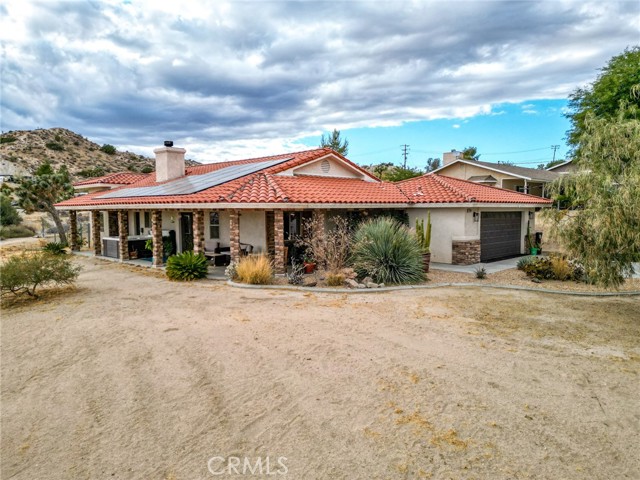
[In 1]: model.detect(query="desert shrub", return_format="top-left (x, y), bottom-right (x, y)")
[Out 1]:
top-left (287, 260), bottom-right (304, 285)
top-left (296, 215), bottom-right (352, 272)
top-left (351, 217), bottom-right (425, 285)
top-left (0, 224), bottom-right (35, 239)
top-left (235, 255), bottom-right (273, 285)
top-left (522, 255), bottom-right (583, 281)
top-left (0, 136), bottom-right (17, 144)
top-left (224, 261), bottom-right (238, 280)
top-left (474, 266), bottom-right (487, 279)
top-left (326, 272), bottom-right (345, 287)
top-left (100, 144), bottom-right (116, 154)
top-left (141, 166), bottom-right (154, 174)
top-left (1, 196), bottom-right (22, 226)
top-left (43, 242), bottom-right (67, 255)
top-left (166, 251), bottom-right (208, 281)
top-left (45, 142), bottom-right (64, 151)
top-left (550, 256), bottom-right (573, 281)
top-left (516, 256), bottom-right (534, 271)
top-left (0, 252), bottom-right (81, 297)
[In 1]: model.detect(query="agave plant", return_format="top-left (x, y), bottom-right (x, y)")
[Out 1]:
top-left (351, 217), bottom-right (425, 285)
top-left (166, 251), bottom-right (209, 281)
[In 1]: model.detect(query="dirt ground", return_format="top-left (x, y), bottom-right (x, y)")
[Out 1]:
top-left (2, 256), bottom-right (639, 480)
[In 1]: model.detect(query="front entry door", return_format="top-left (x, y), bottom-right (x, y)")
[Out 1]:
top-left (180, 213), bottom-right (194, 252)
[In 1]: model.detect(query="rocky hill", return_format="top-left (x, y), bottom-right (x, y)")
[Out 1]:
top-left (0, 128), bottom-right (200, 180)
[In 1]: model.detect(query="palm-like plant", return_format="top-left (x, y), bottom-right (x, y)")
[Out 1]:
top-left (351, 217), bottom-right (425, 284)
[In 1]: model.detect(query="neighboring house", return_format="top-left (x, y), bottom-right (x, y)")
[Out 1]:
top-left (74, 172), bottom-right (150, 194)
top-left (546, 160), bottom-right (575, 174)
top-left (433, 150), bottom-right (559, 197)
top-left (55, 144), bottom-right (551, 270)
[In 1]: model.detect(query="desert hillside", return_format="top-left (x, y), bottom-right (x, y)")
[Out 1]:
top-left (0, 128), bottom-right (200, 180)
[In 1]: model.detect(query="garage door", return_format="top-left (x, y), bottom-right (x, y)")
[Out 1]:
top-left (480, 212), bottom-right (522, 262)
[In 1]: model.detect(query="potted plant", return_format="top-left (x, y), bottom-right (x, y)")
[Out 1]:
top-left (415, 213), bottom-right (432, 273)
top-left (302, 253), bottom-right (316, 274)
top-left (525, 224), bottom-right (538, 255)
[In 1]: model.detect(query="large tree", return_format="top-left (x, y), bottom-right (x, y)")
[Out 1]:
top-left (320, 129), bottom-right (349, 155)
top-left (545, 105), bottom-right (640, 287)
top-left (460, 146), bottom-right (480, 160)
top-left (14, 162), bottom-right (74, 245)
top-left (565, 46), bottom-right (640, 155)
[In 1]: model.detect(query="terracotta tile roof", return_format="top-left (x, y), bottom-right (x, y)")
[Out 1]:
top-left (74, 172), bottom-right (149, 186)
top-left (398, 175), bottom-right (552, 204)
top-left (57, 149), bottom-right (551, 208)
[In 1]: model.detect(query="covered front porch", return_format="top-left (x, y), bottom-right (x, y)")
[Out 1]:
top-left (65, 207), bottom-right (324, 275)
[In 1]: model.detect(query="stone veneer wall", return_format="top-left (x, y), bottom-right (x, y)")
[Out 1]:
top-left (151, 210), bottom-right (163, 267)
top-left (117, 210), bottom-right (129, 261)
top-left (274, 210), bottom-right (285, 274)
top-left (452, 239), bottom-right (480, 265)
top-left (229, 210), bottom-right (240, 263)
top-left (193, 210), bottom-right (205, 255)
top-left (91, 211), bottom-right (102, 255)
top-left (68, 210), bottom-right (79, 251)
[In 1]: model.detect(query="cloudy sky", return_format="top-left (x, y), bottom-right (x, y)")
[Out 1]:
top-left (1, 1), bottom-right (638, 167)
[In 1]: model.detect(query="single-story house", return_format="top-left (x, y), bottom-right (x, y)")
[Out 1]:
top-left (74, 172), bottom-right (150, 194)
top-left (546, 160), bottom-right (575, 174)
top-left (433, 150), bottom-right (559, 197)
top-left (55, 143), bottom-right (551, 271)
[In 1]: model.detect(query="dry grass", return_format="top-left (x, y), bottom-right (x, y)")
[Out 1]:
top-left (235, 254), bottom-right (273, 285)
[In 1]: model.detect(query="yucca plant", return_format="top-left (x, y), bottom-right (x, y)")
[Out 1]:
top-left (351, 217), bottom-right (425, 285)
top-left (166, 251), bottom-right (208, 281)
top-left (43, 242), bottom-right (67, 255)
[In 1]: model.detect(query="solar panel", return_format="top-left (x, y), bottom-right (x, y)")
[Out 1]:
top-left (98, 158), bottom-right (291, 199)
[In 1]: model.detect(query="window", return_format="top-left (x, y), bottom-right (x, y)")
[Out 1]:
top-left (209, 212), bottom-right (220, 239)
top-left (144, 212), bottom-right (151, 229)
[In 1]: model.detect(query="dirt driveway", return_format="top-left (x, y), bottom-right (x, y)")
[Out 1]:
top-left (2, 257), bottom-right (639, 479)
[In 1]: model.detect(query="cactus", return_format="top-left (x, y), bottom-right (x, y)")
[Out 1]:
top-left (415, 212), bottom-right (432, 253)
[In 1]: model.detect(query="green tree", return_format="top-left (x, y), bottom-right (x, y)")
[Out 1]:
top-left (566, 46), bottom-right (640, 155)
top-left (100, 144), bottom-right (117, 154)
top-left (545, 106), bottom-right (640, 287)
top-left (538, 159), bottom-right (565, 170)
top-left (426, 157), bottom-right (441, 172)
top-left (382, 166), bottom-right (423, 182)
top-left (0, 195), bottom-right (22, 226)
top-left (460, 146), bottom-right (480, 160)
top-left (14, 161), bottom-right (74, 245)
top-left (320, 129), bottom-right (349, 155)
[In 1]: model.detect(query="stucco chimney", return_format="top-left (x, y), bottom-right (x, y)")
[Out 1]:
top-left (443, 149), bottom-right (461, 166)
top-left (154, 141), bottom-right (186, 182)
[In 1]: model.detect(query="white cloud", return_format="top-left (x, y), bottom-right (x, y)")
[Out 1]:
top-left (1, 0), bottom-right (637, 161)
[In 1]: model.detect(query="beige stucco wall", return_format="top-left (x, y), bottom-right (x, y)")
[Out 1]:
top-left (439, 163), bottom-right (516, 187)
top-left (238, 210), bottom-right (267, 253)
top-left (290, 157), bottom-right (365, 180)
top-left (408, 208), bottom-right (470, 264)
top-left (205, 210), bottom-right (230, 250)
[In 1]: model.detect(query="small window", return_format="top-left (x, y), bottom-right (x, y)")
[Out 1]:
top-left (144, 212), bottom-right (151, 228)
top-left (209, 212), bottom-right (220, 239)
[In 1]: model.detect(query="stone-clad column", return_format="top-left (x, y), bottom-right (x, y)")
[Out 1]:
top-left (151, 210), bottom-right (163, 267)
top-left (230, 210), bottom-right (240, 263)
top-left (117, 210), bottom-right (129, 261)
top-left (193, 210), bottom-right (205, 255)
top-left (68, 210), bottom-right (79, 250)
top-left (91, 211), bottom-right (102, 255)
top-left (274, 210), bottom-right (285, 274)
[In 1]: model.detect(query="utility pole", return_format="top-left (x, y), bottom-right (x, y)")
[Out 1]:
top-left (551, 145), bottom-right (560, 162)
top-left (401, 144), bottom-right (410, 168)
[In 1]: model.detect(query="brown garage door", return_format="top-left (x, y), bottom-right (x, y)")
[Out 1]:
top-left (480, 212), bottom-right (522, 262)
